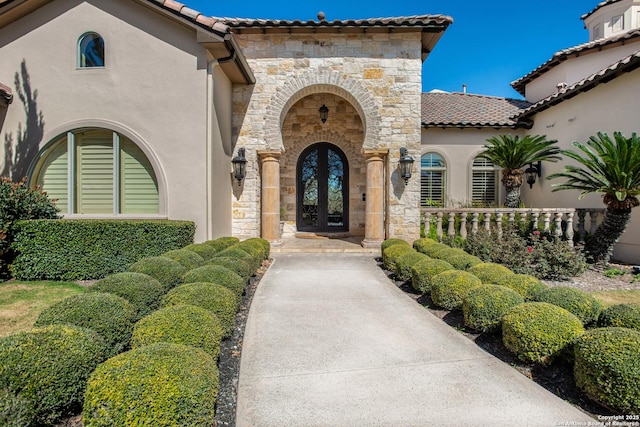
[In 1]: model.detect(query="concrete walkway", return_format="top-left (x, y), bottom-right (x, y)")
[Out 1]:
top-left (236, 253), bottom-right (594, 427)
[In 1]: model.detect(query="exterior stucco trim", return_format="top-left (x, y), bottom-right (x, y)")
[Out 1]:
top-left (34, 119), bottom-right (168, 216)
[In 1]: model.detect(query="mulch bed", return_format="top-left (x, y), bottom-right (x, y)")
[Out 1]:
top-left (380, 260), bottom-right (618, 420)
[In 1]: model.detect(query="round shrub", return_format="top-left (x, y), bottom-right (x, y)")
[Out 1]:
top-left (0, 325), bottom-right (107, 426)
top-left (467, 262), bottom-right (514, 284)
top-left (462, 284), bottom-right (524, 332)
top-left (382, 238), bottom-right (410, 252)
top-left (207, 256), bottom-right (255, 280)
top-left (240, 238), bottom-right (270, 259)
top-left (537, 287), bottom-right (602, 325)
top-left (89, 272), bottom-right (165, 320)
top-left (131, 305), bottom-right (223, 359)
top-left (83, 343), bottom-right (218, 427)
top-left (498, 274), bottom-right (548, 301)
top-left (382, 243), bottom-right (414, 271)
top-left (182, 265), bottom-right (245, 302)
top-left (443, 253), bottom-right (483, 270)
top-left (431, 247), bottom-right (467, 260)
top-left (430, 270), bottom-right (482, 310)
top-left (236, 239), bottom-right (267, 260)
top-left (0, 389), bottom-right (35, 427)
top-left (410, 258), bottom-right (454, 294)
top-left (183, 243), bottom-right (219, 261)
top-left (161, 249), bottom-right (205, 270)
top-left (574, 327), bottom-right (640, 414)
top-left (412, 238), bottom-right (438, 254)
top-left (502, 302), bottom-right (585, 365)
top-left (161, 282), bottom-right (237, 337)
top-left (214, 247), bottom-right (261, 271)
top-left (128, 256), bottom-right (186, 291)
top-left (35, 292), bottom-right (136, 357)
top-left (418, 242), bottom-right (451, 257)
top-left (395, 250), bottom-right (429, 282)
top-left (204, 236), bottom-right (240, 253)
top-left (598, 304), bottom-right (640, 332)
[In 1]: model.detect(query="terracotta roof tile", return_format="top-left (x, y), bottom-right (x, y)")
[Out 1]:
top-left (141, 0), bottom-right (231, 36)
top-left (516, 50), bottom-right (640, 119)
top-left (213, 14), bottom-right (453, 30)
top-left (0, 82), bottom-right (12, 104)
top-left (421, 92), bottom-right (531, 129)
top-left (581, 0), bottom-right (624, 21)
top-left (511, 28), bottom-right (640, 95)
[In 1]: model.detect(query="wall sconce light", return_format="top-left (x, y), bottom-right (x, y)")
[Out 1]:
top-left (525, 161), bottom-right (542, 189)
top-left (319, 104), bottom-right (329, 124)
top-left (232, 147), bottom-right (247, 186)
top-left (399, 147), bottom-right (414, 185)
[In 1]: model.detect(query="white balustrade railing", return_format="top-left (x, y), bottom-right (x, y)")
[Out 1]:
top-left (420, 208), bottom-right (606, 246)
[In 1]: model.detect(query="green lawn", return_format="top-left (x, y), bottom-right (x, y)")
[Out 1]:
top-left (0, 281), bottom-right (86, 337)
top-left (591, 289), bottom-right (640, 307)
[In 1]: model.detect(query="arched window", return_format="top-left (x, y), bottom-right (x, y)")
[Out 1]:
top-left (32, 129), bottom-right (159, 215)
top-left (420, 152), bottom-right (446, 207)
top-left (78, 32), bottom-right (105, 68)
top-left (471, 157), bottom-right (499, 206)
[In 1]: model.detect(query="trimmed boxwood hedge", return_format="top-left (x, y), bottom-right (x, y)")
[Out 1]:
top-left (382, 244), bottom-right (414, 271)
top-left (598, 304), bottom-right (640, 332)
top-left (382, 238), bottom-right (410, 252)
top-left (430, 270), bottom-right (482, 310)
top-left (203, 237), bottom-right (240, 253)
top-left (182, 265), bottom-right (245, 302)
top-left (0, 389), bottom-right (35, 427)
top-left (161, 249), bottom-right (205, 270)
top-left (35, 292), bottom-right (136, 357)
top-left (161, 283), bottom-right (237, 337)
top-left (498, 274), bottom-right (548, 301)
top-left (83, 343), bottom-right (218, 427)
top-left (11, 219), bottom-right (194, 280)
top-left (431, 247), bottom-right (468, 261)
top-left (417, 242), bottom-right (451, 258)
top-left (183, 243), bottom-right (219, 261)
top-left (89, 272), bottom-right (166, 320)
top-left (410, 258), bottom-right (454, 294)
top-left (207, 256), bottom-right (255, 280)
top-left (0, 325), bottom-right (107, 426)
top-left (412, 238), bottom-right (438, 254)
top-left (502, 302), bottom-right (585, 365)
top-left (574, 327), bottom-right (640, 414)
top-left (131, 305), bottom-right (224, 359)
top-left (395, 251), bottom-right (429, 282)
top-left (238, 238), bottom-right (270, 260)
top-left (462, 284), bottom-right (524, 332)
top-left (537, 286), bottom-right (602, 326)
top-left (467, 263), bottom-right (514, 284)
top-left (214, 247), bottom-right (262, 271)
top-left (128, 256), bottom-right (186, 291)
top-left (443, 253), bottom-right (482, 270)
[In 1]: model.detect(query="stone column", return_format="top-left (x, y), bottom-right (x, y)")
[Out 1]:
top-left (258, 150), bottom-right (282, 245)
top-left (362, 150), bottom-right (387, 248)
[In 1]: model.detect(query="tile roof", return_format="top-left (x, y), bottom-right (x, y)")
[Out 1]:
top-left (144, 0), bottom-right (231, 36)
top-left (511, 28), bottom-right (640, 95)
top-left (421, 92), bottom-right (531, 129)
top-left (212, 14), bottom-right (453, 30)
top-left (581, 0), bottom-right (624, 21)
top-left (515, 50), bottom-right (640, 120)
top-left (0, 82), bottom-right (12, 104)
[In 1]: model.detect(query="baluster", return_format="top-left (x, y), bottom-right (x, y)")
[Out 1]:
top-left (543, 212), bottom-right (551, 232)
top-left (496, 212), bottom-right (503, 239)
top-left (436, 212), bottom-right (443, 241)
top-left (448, 212), bottom-right (456, 238)
top-left (521, 211), bottom-right (528, 231)
top-left (554, 212), bottom-right (563, 239)
top-left (588, 210), bottom-right (598, 235)
top-left (531, 212), bottom-right (540, 231)
top-left (460, 212), bottom-right (468, 239)
top-left (577, 209), bottom-right (586, 244)
top-left (483, 212), bottom-right (491, 232)
top-left (471, 213), bottom-right (479, 235)
top-left (508, 212), bottom-right (516, 230)
top-left (565, 212), bottom-right (574, 247)
top-left (423, 211), bottom-right (432, 238)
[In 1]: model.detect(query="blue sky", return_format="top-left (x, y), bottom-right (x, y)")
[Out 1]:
top-left (187, 1), bottom-right (595, 99)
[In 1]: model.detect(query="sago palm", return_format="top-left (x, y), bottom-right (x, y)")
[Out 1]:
top-left (548, 131), bottom-right (640, 264)
top-left (478, 134), bottom-right (561, 208)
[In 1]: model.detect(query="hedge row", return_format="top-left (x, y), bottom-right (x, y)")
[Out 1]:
top-left (382, 237), bottom-right (640, 414)
top-left (0, 235), bottom-right (270, 426)
top-left (10, 220), bottom-right (195, 280)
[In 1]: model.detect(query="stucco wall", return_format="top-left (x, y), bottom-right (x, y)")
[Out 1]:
top-left (524, 42), bottom-right (640, 103)
top-left (231, 30), bottom-right (424, 242)
top-left (525, 70), bottom-right (640, 263)
top-left (0, 0), bottom-right (227, 242)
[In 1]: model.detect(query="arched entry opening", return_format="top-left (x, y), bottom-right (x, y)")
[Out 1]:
top-left (296, 142), bottom-right (349, 233)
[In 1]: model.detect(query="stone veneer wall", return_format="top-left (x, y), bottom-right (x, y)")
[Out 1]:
top-left (231, 31), bottom-right (423, 242)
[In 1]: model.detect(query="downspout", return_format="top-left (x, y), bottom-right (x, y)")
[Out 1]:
top-left (206, 58), bottom-right (219, 241)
